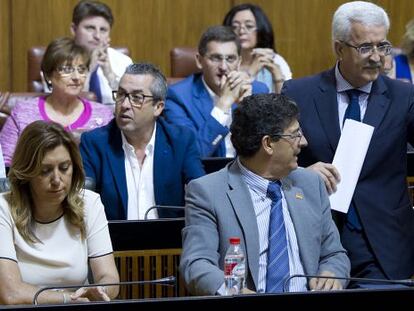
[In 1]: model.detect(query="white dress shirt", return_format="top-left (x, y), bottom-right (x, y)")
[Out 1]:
top-left (335, 63), bottom-right (372, 130)
top-left (122, 125), bottom-right (157, 220)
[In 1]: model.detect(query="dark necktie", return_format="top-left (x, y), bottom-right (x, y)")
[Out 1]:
top-left (266, 181), bottom-right (290, 293)
top-left (343, 89), bottom-right (362, 124)
top-left (344, 89), bottom-right (363, 230)
top-left (89, 67), bottom-right (102, 103)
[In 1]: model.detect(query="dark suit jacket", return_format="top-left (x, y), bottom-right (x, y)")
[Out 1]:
top-left (282, 68), bottom-right (414, 279)
top-left (79, 118), bottom-right (205, 220)
top-left (164, 73), bottom-right (269, 157)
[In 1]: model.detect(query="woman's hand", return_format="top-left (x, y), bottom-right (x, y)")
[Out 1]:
top-left (70, 286), bottom-right (110, 302)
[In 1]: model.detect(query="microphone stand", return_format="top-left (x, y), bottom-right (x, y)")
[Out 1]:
top-left (144, 205), bottom-right (185, 220)
top-left (283, 274), bottom-right (414, 292)
top-left (33, 276), bottom-right (176, 305)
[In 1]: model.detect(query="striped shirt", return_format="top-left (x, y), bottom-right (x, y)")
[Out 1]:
top-left (237, 159), bottom-right (307, 292)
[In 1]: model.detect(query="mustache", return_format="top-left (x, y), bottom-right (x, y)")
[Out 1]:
top-left (364, 62), bottom-right (382, 69)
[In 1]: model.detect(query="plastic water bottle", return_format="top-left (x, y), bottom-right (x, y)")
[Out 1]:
top-left (223, 237), bottom-right (245, 295)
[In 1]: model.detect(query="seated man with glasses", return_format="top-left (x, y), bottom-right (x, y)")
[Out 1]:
top-left (282, 1), bottom-right (414, 288)
top-left (0, 37), bottom-right (114, 166)
top-left (164, 25), bottom-right (268, 158)
top-left (180, 93), bottom-right (350, 296)
top-left (79, 63), bottom-right (205, 220)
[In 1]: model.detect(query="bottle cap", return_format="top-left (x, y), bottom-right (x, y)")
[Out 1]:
top-left (229, 237), bottom-right (240, 244)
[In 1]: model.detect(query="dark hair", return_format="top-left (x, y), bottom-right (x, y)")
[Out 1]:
top-left (124, 62), bottom-right (168, 101)
top-left (72, 0), bottom-right (114, 27)
top-left (198, 25), bottom-right (241, 56)
top-left (231, 93), bottom-right (299, 157)
top-left (8, 121), bottom-right (86, 243)
top-left (41, 37), bottom-right (90, 89)
top-left (223, 3), bottom-right (276, 52)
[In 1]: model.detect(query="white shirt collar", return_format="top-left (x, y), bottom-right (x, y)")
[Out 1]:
top-left (121, 123), bottom-right (157, 156)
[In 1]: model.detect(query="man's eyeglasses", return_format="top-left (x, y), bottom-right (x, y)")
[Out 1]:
top-left (275, 128), bottom-right (303, 142)
top-left (341, 41), bottom-right (393, 56)
top-left (231, 23), bottom-right (257, 34)
top-left (56, 65), bottom-right (88, 76)
top-left (205, 54), bottom-right (239, 65)
top-left (112, 91), bottom-right (155, 108)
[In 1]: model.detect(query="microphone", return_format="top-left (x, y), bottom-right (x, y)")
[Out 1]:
top-left (33, 276), bottom-right (176, 305)
top-left (283, 274), bottom-right (414, 292)
top-left (144, 205), bottom-right (185, 220)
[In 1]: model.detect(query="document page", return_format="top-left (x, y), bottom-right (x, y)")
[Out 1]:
top-left (329, 119), bottom-right (374, 213)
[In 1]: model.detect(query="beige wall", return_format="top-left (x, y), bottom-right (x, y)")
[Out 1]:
top-left (2, 0), bottom-right (414, 92)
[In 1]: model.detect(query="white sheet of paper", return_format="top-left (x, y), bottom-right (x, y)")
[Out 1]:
top-left (0, 144), bottom-right (6, 178)
top-left (329, 119), bottom-right (374, 213)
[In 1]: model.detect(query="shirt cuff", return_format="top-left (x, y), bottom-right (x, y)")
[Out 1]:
top-left (211, 107), bottom-right (231, 126)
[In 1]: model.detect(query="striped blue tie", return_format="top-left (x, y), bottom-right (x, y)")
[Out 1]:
top-left (266, 181), bottom-right (290, 293)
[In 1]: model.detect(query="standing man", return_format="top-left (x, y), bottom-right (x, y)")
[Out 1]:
top-left (165, 26), bottom-right (268, 158)
top-left (71, 0), bottom-right (132, 105)
top-left (180, 93), bottom-right (350, 296)
top-left (80, 63), bottom-right (205, 220)
top-left (282, 1), bottom-right (414, 286)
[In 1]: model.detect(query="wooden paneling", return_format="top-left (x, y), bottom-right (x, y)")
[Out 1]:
top-left (5, 0), bottom-right (414, 91)
top-left (109, 0), bottom-right (231, 75)
top-left (0, 0), bottom-right (11, 90)
top-left (9, 0), bottom-right (231, 92)
top-left (114, 249), bottom-right (184, 299)
top-left (10, 0), bottom-right (77, 92)
top-left (234, 0), bottom-right (414, 78)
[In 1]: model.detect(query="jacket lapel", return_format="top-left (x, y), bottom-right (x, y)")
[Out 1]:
top-left (362, 76), bottom-right (389, 131)
top-left (106, 123), bottom-right (128, 218)
top-left (313, 69), bottom-right (341, 152)
top-left (281, 176), bottom-right (314, 274)
top-left (193, 74), bottom-right (214, 120)
top-left (226, 162), bottom-right (260, 290)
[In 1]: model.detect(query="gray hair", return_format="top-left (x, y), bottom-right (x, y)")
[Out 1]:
top-left (124, 62), bottom-right (167, 101)
top-left (332, 1), bottom-right (390, 43)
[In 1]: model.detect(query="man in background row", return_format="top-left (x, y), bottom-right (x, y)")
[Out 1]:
top-left (71, 0), bottom-right (132, 105)
top-left (165, 25), bottom-right (268, 158)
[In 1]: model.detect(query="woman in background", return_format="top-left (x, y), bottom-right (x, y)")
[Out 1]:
top-left (0, 37), bottom-right (114, 166)
top-left (388, 19), bottom-right (414, 83)
top-left (223, 3), bottom-right (292, 93)
top-left (0, 121), bottom-right (119, 305)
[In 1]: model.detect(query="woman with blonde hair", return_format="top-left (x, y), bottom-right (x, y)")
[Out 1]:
top-left (0, 121), bottom-right (119, 305)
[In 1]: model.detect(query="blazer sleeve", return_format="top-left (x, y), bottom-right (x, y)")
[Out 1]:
top-left (165, 87), bottom-right (229, 157)
top-left (179, 179), bottom-right (224, 295)
top-left (316, 175), bottom-right (351, 285)
top-left (79, 133), bottom-right (98, 182)
top-left (180, 128), bottom-right (206, 183)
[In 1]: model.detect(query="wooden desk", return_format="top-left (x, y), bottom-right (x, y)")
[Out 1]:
top-left (108, 219), bottom-right (185, 299)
